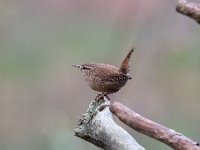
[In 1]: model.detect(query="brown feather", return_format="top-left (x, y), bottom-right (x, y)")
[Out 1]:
top-left (120, 48), bottom-right (134, 74)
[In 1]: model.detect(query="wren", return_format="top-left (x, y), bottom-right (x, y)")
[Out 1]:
top-left (72, 48), bottom-right (134, 100)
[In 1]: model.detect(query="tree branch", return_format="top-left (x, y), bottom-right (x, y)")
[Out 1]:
top-left (176, 0), bottom-right (200, 24)
top-left (110, 102), bottom-right (200, 150)
top-left (74, 98), bottom-right (145, 150)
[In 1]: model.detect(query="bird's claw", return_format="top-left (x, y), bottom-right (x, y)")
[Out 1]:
top-left (95, 93), bottom-right (110, 101)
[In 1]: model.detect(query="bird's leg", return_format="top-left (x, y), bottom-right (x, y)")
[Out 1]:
top-left (103, 92), bottom-right (110, 101)
top-left (95, 93), bottom-right (104, 101)
top-left (95, 92), bottom-right (110, 101)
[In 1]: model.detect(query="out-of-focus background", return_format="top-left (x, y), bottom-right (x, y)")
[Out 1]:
top-left (0, 0), bottom-right (200, 149)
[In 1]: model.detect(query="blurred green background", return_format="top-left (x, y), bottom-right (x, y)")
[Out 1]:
top-left (0, 0), bottom-right (200, 149)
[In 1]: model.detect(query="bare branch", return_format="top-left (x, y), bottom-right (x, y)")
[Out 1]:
top-left (110, 102), bottom-right (200, 150)
top-left (176, 0), bottom-right (200, 24)
top-left (74, 98), bottom-right (145, 150)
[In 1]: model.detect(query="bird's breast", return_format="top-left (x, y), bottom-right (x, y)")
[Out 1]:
top-left (85, 74), bottom-right (128, 93)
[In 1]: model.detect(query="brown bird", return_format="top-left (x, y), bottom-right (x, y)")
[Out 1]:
top-left (72, 48), bottom-right (134, 100)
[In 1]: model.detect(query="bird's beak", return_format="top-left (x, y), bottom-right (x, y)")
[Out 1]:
top-left (72, 64), bottom-right (83, 69)
top-left (126, 74), bottom-right (132, 80)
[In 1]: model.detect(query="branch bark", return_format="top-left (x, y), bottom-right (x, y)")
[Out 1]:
top-left (176, 0), bottom-right (200, 24)
top-left (74, 98), bottom-right (145, 150)
top-left (110, 102), bottom-right (200, 150)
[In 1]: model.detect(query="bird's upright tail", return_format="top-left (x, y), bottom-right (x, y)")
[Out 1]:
top-left (119, 48), bottom-right (134, 74)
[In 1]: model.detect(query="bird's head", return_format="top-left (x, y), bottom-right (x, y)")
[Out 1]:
top-left (72, 64), bottom-right (93, 76)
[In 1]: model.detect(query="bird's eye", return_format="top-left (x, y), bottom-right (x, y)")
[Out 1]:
top-left (82, 66), bottom-right (92, 70)
top-left (82, 66), bottom-right (87, 70)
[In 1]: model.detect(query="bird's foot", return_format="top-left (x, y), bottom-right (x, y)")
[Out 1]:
top-left (95, 93), bottom-right (110, 101)
top-left (95, 93), bottom-right (104, 101)
top-left (104, 94), bottom-right (110, 101)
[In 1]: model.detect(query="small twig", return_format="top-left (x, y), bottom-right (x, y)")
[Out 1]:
top-left (74, 97), bottom-right (145, 150)
top-left (110, 102), bottom-right (200, 150)
top-left (176, 0), bottom-right (200, 24)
